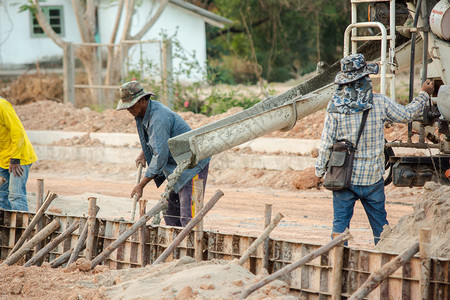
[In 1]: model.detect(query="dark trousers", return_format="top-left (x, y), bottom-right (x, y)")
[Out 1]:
top-left (164, 163), bottom-right (209, 227)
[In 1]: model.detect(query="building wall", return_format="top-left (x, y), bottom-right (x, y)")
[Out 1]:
top-left (98, 0), bottom-right (207, 81)
top-left (0, 0), bottom-right (81, 67)
top-left (0, 0), bottom-right (207, 82)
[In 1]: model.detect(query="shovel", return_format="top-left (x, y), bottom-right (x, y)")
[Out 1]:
top-left (131, 162), bottom-right (143, 221)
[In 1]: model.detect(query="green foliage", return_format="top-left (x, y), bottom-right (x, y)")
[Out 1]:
top-left (204, 0), bottom-right (351, 84)
top-left (14, 0), bottom-right (37, 14)
top-left (201, 89), bottom-right (260, 116)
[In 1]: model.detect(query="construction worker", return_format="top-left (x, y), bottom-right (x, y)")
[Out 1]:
top-left (0, 97), bottom-right (37, 211)
top-left (117, 81), bottom-right (210, 227)
top-left (314, 53), bottom-right (434, 244)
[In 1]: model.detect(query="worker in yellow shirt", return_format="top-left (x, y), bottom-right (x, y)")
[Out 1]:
top-left (0, 98), bottom-right (37, 211)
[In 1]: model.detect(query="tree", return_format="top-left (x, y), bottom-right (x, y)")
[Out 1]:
top-left (26, 0), bottom-right (169, 105)
top-left (204, 0), bottom-right (350, 84)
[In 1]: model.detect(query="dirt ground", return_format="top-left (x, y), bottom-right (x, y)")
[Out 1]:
top-left (11, 98), bottom-right (426, 249)
top-left (1, 74), bottom-right (449, 299)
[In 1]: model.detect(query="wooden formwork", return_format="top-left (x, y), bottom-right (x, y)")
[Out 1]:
top-left (0, 210), bottom-right (448, 299)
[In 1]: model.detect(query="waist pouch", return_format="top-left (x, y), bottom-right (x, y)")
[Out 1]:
top-left (322, 140), bottom-right (355, 191)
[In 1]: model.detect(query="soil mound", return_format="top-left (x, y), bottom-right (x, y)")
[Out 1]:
top-left (1, 74), bottom-right (63, 105)
top-left (291, 167), bottom-right (319, 190)
top-left (14, 99), bottom-right (410, 141)
top-left (376, 182), bottom-right (450, 258)
top-left (0, 257), bottom-right (296, 299)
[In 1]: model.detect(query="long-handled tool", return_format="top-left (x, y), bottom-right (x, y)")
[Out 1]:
top-left (131, 162), bottom-right (143, 221)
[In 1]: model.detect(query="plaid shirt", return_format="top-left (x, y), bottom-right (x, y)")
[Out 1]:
top-left (315, 91), bottom-right (429, 186)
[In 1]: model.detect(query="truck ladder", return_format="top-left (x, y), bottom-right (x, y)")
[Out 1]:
top-left (344, 0), bottom-right (397, 99)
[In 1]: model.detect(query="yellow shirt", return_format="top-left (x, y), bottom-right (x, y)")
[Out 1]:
top-left (0, 98), bottom-right (37, 168)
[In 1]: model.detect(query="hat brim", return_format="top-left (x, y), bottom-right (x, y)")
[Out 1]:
top-left (334, 63), bottom-right (379, 84)
top-left (116, 92), bottom-right (155, 111)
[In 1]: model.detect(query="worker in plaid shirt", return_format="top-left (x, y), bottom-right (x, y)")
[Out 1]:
top-left (314, 54), bottom-right (434, 244)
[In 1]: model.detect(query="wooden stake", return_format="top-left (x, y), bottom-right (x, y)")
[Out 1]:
top-left (349, 241), bottom-right (420, 300)
top-left (50, 247), bottom-right (74, 268)
top-left (419, 228), bottom-right (431, 300)
top-left (8, 192), bottom-right (58, 257)
top-left (331, 233), bottom-right (344, 300)
top-left (85, 197), bottom-right (97, 260)
top-left (1, 219), bottom-right (60, 266)
top-left (34, 179), bottom-right (45, 263)
top-left (139, 199), bottom-right (148, 267)
top-left (193, 179), bottom-right (204, 262)
top-left (237, 212), bottom-right (283, 266)
top-left (241, 229), bottom-right (351, 299)
top-left (263, 204), bottom-right (272, 271)
top-left (90, 199), bottom-right (167, 270)
top-left (153, 190), bottom-right (224, 265)
top-left (51, 245), bottom-right (87, 268)
top-left (24, 220), bottom-right (80, 267)
top-left (67, 206), bottom-right (100, 266)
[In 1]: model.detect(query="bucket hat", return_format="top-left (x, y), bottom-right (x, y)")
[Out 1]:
top-left (334, 53), bottom-right (379, 84)
top-left (116, 81), bottom-right (155, 110)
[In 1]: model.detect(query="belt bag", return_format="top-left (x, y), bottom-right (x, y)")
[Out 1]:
top-left (322, 109), bottom-right (369, 191)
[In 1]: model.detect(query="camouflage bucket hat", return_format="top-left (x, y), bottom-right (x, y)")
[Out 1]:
top-left (116, 81), bottom-right (155, 110)
top-left (334, 53), bottom-right (379, 84)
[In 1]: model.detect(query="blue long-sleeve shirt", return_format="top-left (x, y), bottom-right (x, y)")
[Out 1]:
top-left (136, 100), bottom-right (210, 193)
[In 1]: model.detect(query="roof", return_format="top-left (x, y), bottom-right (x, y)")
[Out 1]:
top-left (169, 0), bottom-right (232, 28)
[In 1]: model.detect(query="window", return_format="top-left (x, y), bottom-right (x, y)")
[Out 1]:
top-left (31, 6), bottom-right (64, 37)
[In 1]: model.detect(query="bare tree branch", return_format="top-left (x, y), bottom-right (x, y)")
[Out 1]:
top-left (131, 0), bottom-right (170, 41)
top-left (119, 0), bottom-right (136, 42)
top-left (71, 0), bottom-right (90, 42)
top-left (32, 0), bottom-right (64, 48)
top-left (208, 17), bottom-right (269, 40)
top-left (109, 0), bottom-right (125, 44)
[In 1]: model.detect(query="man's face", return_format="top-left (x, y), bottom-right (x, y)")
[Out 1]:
top-left (127, 98), bottom-right (147, 117)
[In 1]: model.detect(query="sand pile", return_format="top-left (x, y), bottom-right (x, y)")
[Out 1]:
top-left (376, 182), bottom-right (450, 258)
top-left (105, 257), bottom-right (295, 299)
top-left (0, 257), bottom-right (296, 300)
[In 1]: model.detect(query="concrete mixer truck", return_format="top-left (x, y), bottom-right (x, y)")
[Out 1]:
top-left (168, 0), bottom-right (450, 188)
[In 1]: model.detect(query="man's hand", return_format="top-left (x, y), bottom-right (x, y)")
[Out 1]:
top-left (421, 79), bottom-right (434, 96)
top-left (135, 151), bottom-right (146, 168)
top-left (131, 183), bottom-right (144, 199)
top-left (9, 162), bottom-right (24, 177)
top-left (313, 176), bottom-right (323, 190)
top-left (131, 176), bottom-right (154, 199)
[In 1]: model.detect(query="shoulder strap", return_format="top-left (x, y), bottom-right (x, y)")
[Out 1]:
top-left (355, 109), bottom-right (369, 148)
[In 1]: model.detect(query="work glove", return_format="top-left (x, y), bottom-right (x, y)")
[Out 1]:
top-left (421, 79), bottom-right (434, 96)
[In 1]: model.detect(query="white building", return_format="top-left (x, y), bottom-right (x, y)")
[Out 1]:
top-left (0, 0), bottom-right (230, 80)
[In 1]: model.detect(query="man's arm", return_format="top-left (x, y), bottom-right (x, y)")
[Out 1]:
top-left (385, 80), bottom-right (434, 123)
top-left (146, 119), bottom-right (171, 177)
top-left (130, 117), bottom-right (172, 199)
top-left (131, 175), bottom-right (155, 198)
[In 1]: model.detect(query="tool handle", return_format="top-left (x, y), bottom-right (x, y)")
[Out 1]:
top-left (131, 162), bottom-right (144, 221)
top-left (135, 162), bottom-right (143, 184)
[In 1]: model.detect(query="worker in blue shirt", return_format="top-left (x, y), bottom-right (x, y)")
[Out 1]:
top-left (117, 81), bottom-right (210, 227)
